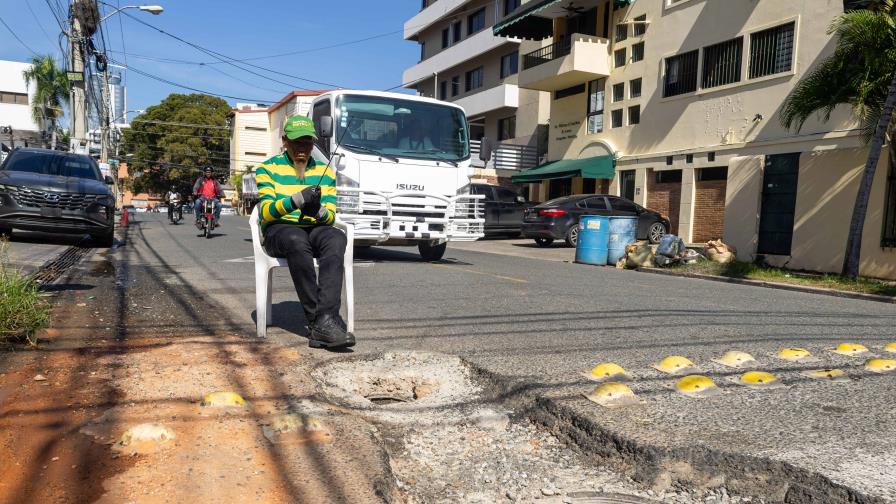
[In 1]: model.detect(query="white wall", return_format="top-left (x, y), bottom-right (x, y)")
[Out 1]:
top-left (0, 60), bottom-right (40, 133)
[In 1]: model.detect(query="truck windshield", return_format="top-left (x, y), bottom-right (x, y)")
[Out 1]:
top-left (335, 94), bottom-right (469, 162)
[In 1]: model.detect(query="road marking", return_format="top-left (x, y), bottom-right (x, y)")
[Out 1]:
top-left (430, 263), bottom-right (528, 283)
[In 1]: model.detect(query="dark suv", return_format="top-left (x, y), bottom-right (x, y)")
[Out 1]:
top-left (0, 148), bottom-right (116, 246)
top-left (470, 183), bottom-right (529, 236)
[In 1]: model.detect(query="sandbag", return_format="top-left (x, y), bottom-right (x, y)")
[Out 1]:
top-left (656, 234), bottom-right (686, 258)
top-left (625, 241), bottom-right (655, 268)
top-left (705, 239), bottom-right (737, 263)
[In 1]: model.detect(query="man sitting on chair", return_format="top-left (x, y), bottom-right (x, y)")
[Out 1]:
top-left (255, 116), bottom-right (353, 349)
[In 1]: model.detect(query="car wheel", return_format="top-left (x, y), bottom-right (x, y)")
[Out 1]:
top-left (92, 229), bottom-right (115, 248)
top-left (418, 241), bottom-right (447, 261)
top-left (648, 222), bottom-right (667, 244)
top-left (0, 227), bottom-right (11, 238)
top-left (564, 225), bottom-right (579, 247)
top-left (534, 237), bottom-right (554, 247)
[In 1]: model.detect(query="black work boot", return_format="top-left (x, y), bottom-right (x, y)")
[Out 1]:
top-left (309, 312), bottom-right (355, 349)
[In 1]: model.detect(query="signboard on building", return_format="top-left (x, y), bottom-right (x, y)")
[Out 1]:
top-left (99, 162), bottom-right (111, 177)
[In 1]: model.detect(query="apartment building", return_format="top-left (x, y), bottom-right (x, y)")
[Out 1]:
top-left (496, 0), bottom-right (896, 279)
top-left (402, 0), bottom-right (551, 185)
top-left (227, 91), bottom-right (325, 179)
top-left (0, 59), bottom-right (42, 158)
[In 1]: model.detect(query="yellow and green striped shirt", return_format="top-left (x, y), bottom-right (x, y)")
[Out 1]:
top-left (255, 153), bottom-right (337, 231)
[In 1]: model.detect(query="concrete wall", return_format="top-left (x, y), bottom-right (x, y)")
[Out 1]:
top-left (0, 60), bottom-right (39, 134)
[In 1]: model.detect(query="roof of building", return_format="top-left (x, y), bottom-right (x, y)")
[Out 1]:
top-left (266, 90), bottom-right (330, 114)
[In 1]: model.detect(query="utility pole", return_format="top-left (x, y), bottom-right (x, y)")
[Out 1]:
top-left (68, 1), bottom-right (89, 153)
top-left (100, 66), bottom-right (111, 163)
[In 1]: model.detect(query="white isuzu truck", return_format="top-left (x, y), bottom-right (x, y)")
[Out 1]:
top-left (308, 90), bottom-right (485, 261)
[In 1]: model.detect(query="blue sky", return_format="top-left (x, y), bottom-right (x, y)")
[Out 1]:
top-left (1, 0), bottom-right (421, 118)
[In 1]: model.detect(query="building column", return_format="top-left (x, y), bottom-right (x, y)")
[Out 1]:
top-left (572, 176), bottom-right (584, 195)
top-left (678, 167), bottom-right (697, 243)
top-left (723, 156), bottom-right (765, 261)
top-left (635, 167), bottom-right (648, 206)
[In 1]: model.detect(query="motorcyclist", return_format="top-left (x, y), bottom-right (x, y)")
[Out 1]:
top-left (165, 185), bottom-right (182, 223)
top-left (192, 166), bottom-right (224, 228)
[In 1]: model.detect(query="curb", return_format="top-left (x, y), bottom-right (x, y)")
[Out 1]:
top-left (635, 267), bottom-right (896, 304)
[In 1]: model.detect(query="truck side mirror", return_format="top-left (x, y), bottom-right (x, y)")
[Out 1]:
top-left (479, 137), bottom-right (492, 162)
top-left (317, 116), bottom-right (334, 138)
top-left (104, 175), bottom-right (114, 185)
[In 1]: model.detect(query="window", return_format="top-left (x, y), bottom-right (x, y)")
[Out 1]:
top-left (656, 170), bottom-right (683, 183)
top-left (750, 22), bottom-right (795, 79)
top-left (702, 36), bottom-right (743, 88)
top-left (884, 162), bottom-right (896, 247)
top-left (452, 21), bottom-right (462, 43)
top-left (420, 41), bottom-right (426, 61)
top-left (666, 156), bottom-right (673, 166)
top-left (311, 100), bottom-right (331, 154)
top-left (504, 0), bottom-right (521, 15)
top-left (629, 78), bottom-right (642, 98)
top-left (439, 81), bottom-right (447, 100)
top-left (442, 28), bottom-right (450, 48)
top-left (244, 126), bottom-right (266, 131)
top-left (0, 92), bottom-right (28, 105)
top-left (555, 84), bottom-right (585, 100)
top-left (612, 83), bottom-right (625, 102)
top-left (451, 75), bottom-right (460, 97)
top-left (697, 167), bottom-right (728, 181)
top-left (614, 48), bottom-right (627, 68)
top-left (498, 116), bottom-right (516, 140)
top-left (633, 14), bottom-right (647, 36)
top-left (501, 52), bottom-right (519, 79)
top-left (708, 151), bottom-right (716, 162)
top-left (631, 42), bottom-right (644, 62)
top-left (587, 78), bottom-right (605, 134)
top-left (244, 151), bottom-right (267, 157)
top-left (609, 197), bottom-right (639, 212)
top-left (663, 50), bottom-right (699, 97)
top-left (495, 187), bottom-right (519, 203)
top-left (611, 109), bottom-right (623, 128)
top-left (582, 197), bottom-right (608, 210)
top-left (615, 23), bottom-right (628, 42)
top-left (628, 105), bottom-right (640, 125)
top-left (468, 8), bottom-right (486, 35)
top-left (686, 153), bottom-right (694, 163)
top-left (465, 67), bottom-right (483, 92)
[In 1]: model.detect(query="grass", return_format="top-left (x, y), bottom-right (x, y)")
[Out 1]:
top-left (668, 259), bottom-right (896, 297)
top-left (0, 239), bottom-right (50, 345)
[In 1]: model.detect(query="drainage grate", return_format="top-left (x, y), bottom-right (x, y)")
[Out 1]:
top-left (31, 242), bottom-right (93, 289)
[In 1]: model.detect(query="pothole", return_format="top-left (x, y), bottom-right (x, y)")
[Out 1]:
top-left (312, 351), bottom-right (482, 424)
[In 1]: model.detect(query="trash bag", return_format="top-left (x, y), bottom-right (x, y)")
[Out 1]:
top-left (654, 254), bottom-right (678, 267)
top-left (705, 239), bottom-right (736, 263)
top-left (681, 249), bottom-right (702, 264)
top-left (656, 234), bottom-right (686, 258)
top-left (625, 241), bottom-right (655, 268)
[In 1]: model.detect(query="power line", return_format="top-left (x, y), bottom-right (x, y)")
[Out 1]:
top-left (25, 0), bottom-right (59, 54)
top-left (130, 119), bottom-right (231, 130)
top-left (124, 128), bottom-right (231, 140)
top-left (0, 15), bottom-right (41, 56)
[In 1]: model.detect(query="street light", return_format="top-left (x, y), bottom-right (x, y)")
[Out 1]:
top-left (99, 4), bottom-right (164, 23)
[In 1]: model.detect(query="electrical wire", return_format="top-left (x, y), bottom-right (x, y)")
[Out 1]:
top-left (130, 119), bottom-right (231, 130)
top-left (0, 15), bottom-right (41, 56)
top-left (25, 0), bottom-right (59, 54)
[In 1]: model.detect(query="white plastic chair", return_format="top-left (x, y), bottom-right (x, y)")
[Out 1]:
top-left (249, 205), bottom-right (354, 338)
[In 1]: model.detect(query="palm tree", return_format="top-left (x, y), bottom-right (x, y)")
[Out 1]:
top-left (781, 0), bottom-right (896, 279)
top-left (21, 55), bottom-right (69, 150)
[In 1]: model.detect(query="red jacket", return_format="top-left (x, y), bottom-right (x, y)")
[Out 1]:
top-left (193, 176), bottom-right (224, 199)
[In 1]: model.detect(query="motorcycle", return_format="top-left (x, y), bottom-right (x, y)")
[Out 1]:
top-left (197, 198), bottom-right (217, 239)
top-left (168, 198), bottom-right (182, 224)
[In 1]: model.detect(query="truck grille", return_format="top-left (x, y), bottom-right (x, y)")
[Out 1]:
top-left (11, 188), bottom-right (101, 210)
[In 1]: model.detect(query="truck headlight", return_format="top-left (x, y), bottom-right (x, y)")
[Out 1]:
top-left (336, 172), bottom-right (360, 213)
top-left (336, 171), bottom-right (360, 189)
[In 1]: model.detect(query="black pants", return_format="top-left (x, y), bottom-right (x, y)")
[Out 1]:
top-left (263, 224), bottom-right (347, 318)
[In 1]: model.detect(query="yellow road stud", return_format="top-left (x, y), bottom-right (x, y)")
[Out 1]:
top-left (776, 348), bottom-right (813, 361)
top-left (583, 382), bottom-right (642, 408)
top-left (800, 369), bottom-right (849, 382)
top-left (829, 343), bottom-right (869, 356)
top-left (675, 375), bottom-right (721, 398)
top-left (738, 371), bottom-right (780, 389)
top-left (581, 362), bottom-right (629, 382)
top-left (864, 358), bottom-right (896, 374)
top-left (883, 342), bottom-right (896, 353)
top-left (201, 391), bottom-right (247, 408)
top-left (652, 356), bottom-right (697, 375)
top-left (713, 351), bottom-right (756, 368)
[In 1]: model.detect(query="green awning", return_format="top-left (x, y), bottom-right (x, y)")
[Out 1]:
top-left (493, 0), bottom-right (561, 39)
top-left (511, 155), bottom-right (615, 183)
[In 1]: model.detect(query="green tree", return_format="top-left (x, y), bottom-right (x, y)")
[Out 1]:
top-left (21, 55), bottom-right (69, 149)
top-left (781, 0), bottom-right (896, 279)
top-left (121, 93), bottom-right (231, 196)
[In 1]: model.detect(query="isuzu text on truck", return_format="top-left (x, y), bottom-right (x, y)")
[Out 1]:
top-left (307, 90), bottom-right (485, 261)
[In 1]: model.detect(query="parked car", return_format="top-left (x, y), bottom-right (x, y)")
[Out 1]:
top-left (521, 194), bottom-right (670, 247)
top-left (470, 183), bottom-right (529, 236)
top-left (0, 147), bottom-right (116, 246)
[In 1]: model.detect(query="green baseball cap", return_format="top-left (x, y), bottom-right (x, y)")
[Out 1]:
top-left (283, 115), bottom-right (317, 140)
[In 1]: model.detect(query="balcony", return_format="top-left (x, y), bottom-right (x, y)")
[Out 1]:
top-left (404, 0), bottom-right (467, 40)
top-left (471, 140), bottom-right (541, 171)
top-left (518, 34), bottom-right (611, 92)
top-left (402, 29), bottom-right (517, 88)
top-left (454, 84), bottom-right (519, 117)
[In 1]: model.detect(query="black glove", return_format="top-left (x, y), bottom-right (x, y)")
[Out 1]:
top-left (291, 186), bottom-right (321, 215)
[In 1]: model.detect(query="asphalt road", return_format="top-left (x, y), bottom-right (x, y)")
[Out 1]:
top-left (117, 213), bottom-right (896, 502)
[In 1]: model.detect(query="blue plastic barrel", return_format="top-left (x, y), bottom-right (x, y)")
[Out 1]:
top-left (575, 215), bottom-right (610, 265)
top-left (607, 216), bottom-right (639, 265)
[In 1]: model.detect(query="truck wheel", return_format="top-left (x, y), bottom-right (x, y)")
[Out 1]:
top-left (418, 242), bottom-right (447, 261)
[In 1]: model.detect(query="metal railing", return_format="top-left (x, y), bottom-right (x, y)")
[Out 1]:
top-left (522, 38), bottom-right (571, 70)
top-left (470, 140), bottom-right (540, 171)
